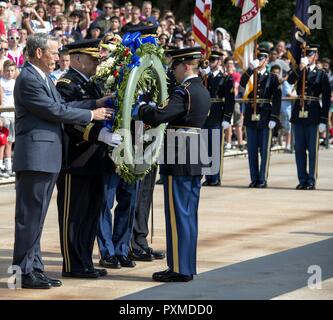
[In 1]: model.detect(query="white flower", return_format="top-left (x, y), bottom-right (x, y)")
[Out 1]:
top-left (106, 75), bottom-right (115, 86)
top-left (107, 44), bottom-right (117, 52)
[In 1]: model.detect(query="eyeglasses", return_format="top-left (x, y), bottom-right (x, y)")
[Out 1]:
top-left (9, 37), bottom-right (20, 41)
top-left (0, 48), bottom-right (8, 52)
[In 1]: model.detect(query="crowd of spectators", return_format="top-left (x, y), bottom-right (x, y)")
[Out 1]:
top-left (0, 0), bottom-right (332, 179)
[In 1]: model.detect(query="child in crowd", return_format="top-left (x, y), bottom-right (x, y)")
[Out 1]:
top-left (0, 59), bottom-right (16, 177)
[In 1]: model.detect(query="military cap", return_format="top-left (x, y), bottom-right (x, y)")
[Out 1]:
top-left (210, 50), bottom-right (223, 59)
top-left (126, 23), bottom-right (158, 35)
top-left (258, 47), bottom-right (270, 60)
top-left (168, 47), bottom-right (202, 63)
top-left (65, 39), bottom-right (100, 59)
top-left (306, 44), bottom-right (320, 56)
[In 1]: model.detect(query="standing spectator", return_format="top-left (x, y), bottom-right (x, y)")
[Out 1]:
top-left (174, 33), bottom-right (184, 49)
top-left (0, 116), bottom-right (9, 178)
top-left (184, 32), bottom-right (196, 48)
top-left (47, 0), bottom-right (63, 29)
top-left (30, 6), bottom-right (52, 34)
top-left (275, 40), bottom-right (286, 59)
top-left (152, 8), bottom-right (160, 22)
top-left (123, 1), bottom-right (133, 25)
top-left (90, 0), bottom-right (103, 21)
top-left (86, 22), bottom-right (103, 39)
top-left (122, 6), bottom-right (144, 33)
top-left (7, 29), bottom-right (24, 68)
top-left (0, 59), bottom-right (17, 176)
top-left (0, 18), bottom-right (5, 37)
top-left (18, 28), bottom-right (28, 48)
top-left (141, 1), bottom-right (156, 24)
top-left (56, 15), bottom-right (69, 36)
top-left (225, 57), bottom-right (243, 151)
top-left (95, 0), bottom-right (114, 34)
top-left (109, 16), bottom-right (121, 35)
top-left (158, 33), bottom-right (168, 47)
top-left (0, 39), bottom-right (9, 77)
top-left (36, 0), bottom-right (48, 10)
top-left (0, 1), bottom-right (16, 30)
top-left (215, 27), bottom-right (232, 52)
top-left (50, 48), bottom-right (70, 82)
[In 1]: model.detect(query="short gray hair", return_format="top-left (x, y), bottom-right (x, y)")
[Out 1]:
top-left (26, 33), bottom-right (59, 58)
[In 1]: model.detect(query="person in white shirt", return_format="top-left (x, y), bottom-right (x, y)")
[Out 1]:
top-left (50, 48), bottom-right (70, 83)
top-left (0, 59), bottom-right (16, 176)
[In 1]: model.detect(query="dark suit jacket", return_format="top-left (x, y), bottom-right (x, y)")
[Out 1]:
top-left (13, 63), bottom-right (96, 173)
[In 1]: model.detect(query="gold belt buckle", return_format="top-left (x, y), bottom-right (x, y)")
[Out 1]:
top-left (251, 114), bottom-right (261, 121)
top-left (299, 110), bottom-right (309, 118)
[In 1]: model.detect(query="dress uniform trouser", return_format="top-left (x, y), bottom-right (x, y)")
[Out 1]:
top-left (246, 127), bottom-right (272, 184)
top-left (13, 171), bottom-right (58, 274)
top-left (162, 174), bottom-right (202, 276)
top-left (97, 172), bottom-right (137, 259)
top-left (131, 166), bottom-right (157, 251)
top-left (294, 123), bottom-right (319, 185)
top-left (57, 173), bottom-right (104, 273)
top-left (204, 125), bottom-right (222, 183)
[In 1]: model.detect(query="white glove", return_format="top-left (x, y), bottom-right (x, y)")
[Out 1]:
top-left (319, 123), bottom-right (326, 133)
top-left (250, 59), bottom-right (260, 70)
top-left (268, 121), bottom-right (276, 129)
top-left (199, 66), bottom-right (211, 77)
top-left (221, 121), bottom-right (230, 130)
top-left (98, 128), bottom-right (122, 147)
top-left (300, 57), bottom-right (309, 67)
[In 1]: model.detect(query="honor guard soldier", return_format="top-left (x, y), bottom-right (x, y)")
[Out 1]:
top-left (132, 47), bottom-right (211, 282)
top-left (287, 45), bottom-right (331, 190)
top-left (202, 50), bottom-right (235, 186)
top-left (56, 39), bottom-right (122, 278)
top-left (240, 47), bottom-right (281, 188)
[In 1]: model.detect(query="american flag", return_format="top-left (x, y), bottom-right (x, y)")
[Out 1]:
top-left (192, 0), bottom-right (213, 55)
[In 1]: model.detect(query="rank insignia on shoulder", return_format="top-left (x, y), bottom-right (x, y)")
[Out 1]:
top-left (174, 86), bottom-right (187, 96)
top-left (158, 98), bottom-right (170, 109)
top-left (57, 78), bottom-right (71, 84)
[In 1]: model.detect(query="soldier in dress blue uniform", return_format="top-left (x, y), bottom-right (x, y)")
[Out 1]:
top-left (56, 39), bottom-right (122, 278)
top-left (202, 50), bottom-right (235, 186)
top-left (240, 47), bottom-right (282, 188)
top-left (287, 45), bottom-right (331, 190)
top-left (132, 47), bottom-right (211, 282)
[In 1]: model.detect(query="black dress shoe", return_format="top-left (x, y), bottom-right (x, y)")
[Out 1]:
top-left (202, 180), bottom-right (211, 186)
top-left (152, 269), bottom-right (193, 282)
top-left (117, 255), bottom-right (136, 268)
top-left (255, 182), bottom-right (267, 188)
top-left (129, 249), bottom-right (154, 262)
top-left (62, 269), bottom-right (100, 278)
top-left (34, 270), bottom-right (62, 287)
top-left (143, 247), bottom-right (166, 260)
top-left (305, 183), bottom-right (316, 190)
top-left (99, 255), bottom-right (121, 269)
top-left (90, 268), bottom-right (107, 277)
top-left (248, 181), bottom-right (257, 188)
top-left (21, 272), bottom-right (52, 289)
top-left (296, 183), bottom-right (306, 190)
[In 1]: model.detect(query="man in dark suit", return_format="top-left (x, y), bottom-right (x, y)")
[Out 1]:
top-left (12, 33), bottom-right (114, 289)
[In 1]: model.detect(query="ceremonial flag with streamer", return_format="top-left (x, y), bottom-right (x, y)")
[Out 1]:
top-left (232, 0), bottom-right (267, 98)
top-left (193, 0), bottom-right (213, 55)
top-left (288, 0), bottom-right (311, 67)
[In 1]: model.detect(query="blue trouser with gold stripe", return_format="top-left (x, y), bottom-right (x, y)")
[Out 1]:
top-left (97, 172), bottom-right (137, 259)
top-left (294, 123), bottom-right (319, 185)
top-left (162, 175), bottom-right (201, 276)
top-left (246, 127), bottom-right (272, 184)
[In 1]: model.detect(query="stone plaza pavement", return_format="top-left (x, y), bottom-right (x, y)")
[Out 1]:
top-left (0, 148), bottom-right (332, 300)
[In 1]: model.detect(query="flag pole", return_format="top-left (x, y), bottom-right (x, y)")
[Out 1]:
top-left (252, 0), bottom-right (259, 120)
top-left (204, 3), bottom-right (211, 87)
top-left (300, 42), bottom-right (307, 116)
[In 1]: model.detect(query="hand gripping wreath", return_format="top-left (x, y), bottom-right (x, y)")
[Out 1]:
top-left (98, 32), bottom-right (168, 183)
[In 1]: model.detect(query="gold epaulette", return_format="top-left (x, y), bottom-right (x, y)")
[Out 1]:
top-left (57, 78), bottom-right (71, 84)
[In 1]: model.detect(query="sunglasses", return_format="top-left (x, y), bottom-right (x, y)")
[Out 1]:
top-left (104, 6), bottom-right (113, 9)
top-left (9, 37), bottom-right (20, 40)
top-left (0, 48), bottom-right (8, 52)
